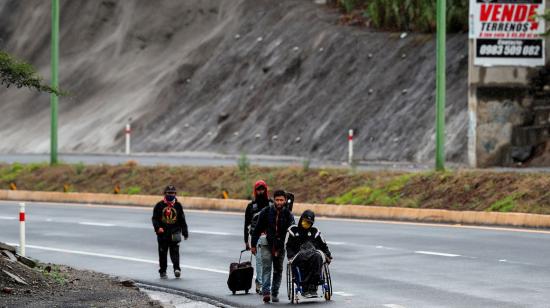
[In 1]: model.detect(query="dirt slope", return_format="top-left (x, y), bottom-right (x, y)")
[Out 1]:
top-left (0, 0), bottom-right (468, 162)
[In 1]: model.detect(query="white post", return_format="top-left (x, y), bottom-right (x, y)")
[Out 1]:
top-left (125, 121), bottom-right (131, 155)
top-left (19, 202), bottom-right (25, 257)
top-left (348, 129), bottom-right (354, 165)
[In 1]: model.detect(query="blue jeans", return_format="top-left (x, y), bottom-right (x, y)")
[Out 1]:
top-left (260, 238), bottom-right (285, 296)
top-left (255, 236), bottom-right (265, 285)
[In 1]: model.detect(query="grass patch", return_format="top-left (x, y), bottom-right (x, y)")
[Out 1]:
top-left (334, 0), bottom-right (468, 32)
top-left (41, 265), bottom-right (67, 285)
top-left (1, 163), bottom-right (550, 214)
top-left (326, 174), bottom-right (413, 206)
top-left (487, 195), bottom-right (519, 212)
top-left (126, 186), bottom-right (141, 195)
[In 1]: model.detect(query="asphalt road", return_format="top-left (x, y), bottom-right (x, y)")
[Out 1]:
top-left (0, 153), bottom-right (434, 171)
top-left (1, 201), bottom-right (549, 307)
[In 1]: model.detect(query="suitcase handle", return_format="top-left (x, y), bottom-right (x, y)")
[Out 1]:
top-left (239, 249), bottom-right (253, 263)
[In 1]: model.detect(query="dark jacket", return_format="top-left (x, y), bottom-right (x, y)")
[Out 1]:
top-left (244, 198), bottom-right (273, 243)
top-left (286, 212), bottom-right (331, 260)
top-left (251, 205), bottom-right (295, 254)
top-left (152, 199), bottom-right (189, 241)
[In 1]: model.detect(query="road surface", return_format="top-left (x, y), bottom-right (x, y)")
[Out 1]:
top-left (0, 201), bottom-right (549, 307)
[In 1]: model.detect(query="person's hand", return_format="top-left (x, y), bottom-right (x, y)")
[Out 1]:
top-left (326, 256), bottom-right (332, 264)
top-left (251, 247), bottom-right (257, 255)
top-left (245, 242), bottom-right (251, 251)
top-left (157, 228), bottom-right (164, 234)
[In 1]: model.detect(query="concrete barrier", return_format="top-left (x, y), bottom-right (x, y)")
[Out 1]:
top-left (1, 190), bottom-right (550, 228)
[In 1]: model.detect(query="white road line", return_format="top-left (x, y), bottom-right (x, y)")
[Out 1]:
top-left (190, 230), bottom-right (232, 236)
top-left (0, 216), bottom-right (16, 220)
top-left (6, 243), bottom-right (228, 274)
top-left (326, 241), bottom-right (348, 246)
top-left (4, 200), bottom-right (550, 235)
top-left (414, 251), bottom-right (460, 257)
top-left (383, 304), bottom-right (407, 308)
top-left (333, 291), bottom-right (354, 297)
top-left (79, 222), bottom-right (115, 227)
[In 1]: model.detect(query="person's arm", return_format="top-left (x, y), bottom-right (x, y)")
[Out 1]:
top-left (286, 209), bottom-right (296, 229)
top-left (244, 204), bottom-right (252, 245)
top-left (286, 227), bottom-right (299, 260)
top-left (251, 209), bottom-right (266, 248)
top-left (151, 203), bottom-right (162, 233)
top-left (315, 230), bottom-right (332, 259)
top-left (178, 204), bottom-right (189, 239)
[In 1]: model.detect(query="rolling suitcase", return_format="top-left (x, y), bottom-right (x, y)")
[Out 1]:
top-left (227, 249), bottom-right (254, 294)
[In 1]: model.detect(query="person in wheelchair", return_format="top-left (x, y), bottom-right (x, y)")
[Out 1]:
top-left (286, 209), bottom-right (332, 297)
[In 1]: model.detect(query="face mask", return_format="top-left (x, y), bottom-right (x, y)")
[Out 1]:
top-left (301, 220), bottom-right (312, 229)
top-left (165, 195), bottom-right (176, 202)
top-left (256, 191), bottom-right (267, 199)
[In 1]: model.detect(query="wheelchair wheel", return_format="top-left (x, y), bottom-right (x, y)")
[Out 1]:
top-left (287, 264), bottom-right (298, 303)
top-left (323, 264), bottom-right (333, 301)
top-left (286, 264), bottom-right (292, 300)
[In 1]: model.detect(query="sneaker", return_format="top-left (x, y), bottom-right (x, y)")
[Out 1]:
top-left (263, 293), bottom-right (270, 303)
top-left (159, 272), bottom-right (167, 279)
top-left (255, 280), bottom-right (261, 294)
top-left (174, 269), bottom-right (181, 278)
top-left (271, 295), bottom-right (279, 302)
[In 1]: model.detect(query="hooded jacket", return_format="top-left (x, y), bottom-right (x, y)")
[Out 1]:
top-left (244, 180), bottom-right (273, 243)
top-left (251, 203), bottom-right (295, 254)
top-left (152, 197), bottom-right (189, 241)
top-left (286, 210), bottom-right (331, 260)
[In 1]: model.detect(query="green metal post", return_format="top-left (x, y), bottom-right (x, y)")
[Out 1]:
top-left (435, 0), bottom-right (446, 171)
top-left (50, 0), bottom-right (59, 165)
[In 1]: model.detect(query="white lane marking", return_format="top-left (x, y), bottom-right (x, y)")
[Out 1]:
top-left (0, 216), bottom-right (16, 220)
top-left (326, 241), bottom-right (348, 246)
top-left (6, 243), bottom-right (228, 274)
top-left (16, 217), bottom-right (237, 236)
top-left (414, 251), bottom-right (460, 257)
top-left (499, 259), bottom-right (507, 262)
top-left (375, 245), bottom-right (401, 250)
top-left (4, 200), bottom-right (550, 235)
top-left (333, 291), bottom-right (354, 297)
top-left (190, 230), bottom-right (232, 236)
top-left (384, 304), bottom-right (407, 308)
top-left (79, 222), bottom-right (115, 227)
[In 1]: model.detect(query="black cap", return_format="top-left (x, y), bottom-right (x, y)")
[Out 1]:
top-left (164, 185), bottom-right (177, 194)
top-left (301, 209), bottom-right (315, 223)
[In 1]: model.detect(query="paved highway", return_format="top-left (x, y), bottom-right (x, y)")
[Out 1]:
top-left (0, 201), bottom-right (549, 307)
top-left (0, 153), bottom-right (433, 171)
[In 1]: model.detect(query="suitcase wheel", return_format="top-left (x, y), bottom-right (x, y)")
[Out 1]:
top-left (245, 289), bottom-right (249, 294)
top-left (232, 290), bottom-right (236, 295)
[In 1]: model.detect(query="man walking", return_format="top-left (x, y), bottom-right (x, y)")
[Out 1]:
top-left (244, 180), bottom-right (273, 293)
top-left (152, 185), bottom-right (189, 279)
top-left (251, 190), bottom-right (295, 303)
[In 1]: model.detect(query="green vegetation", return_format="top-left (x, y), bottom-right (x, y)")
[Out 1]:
top-left (325, 174), bottom-right (412, 206)
top-left (334, 0), bottom-right (468, 32)
top-left (302, 159), bottom-right (311, 173)
top-left (41, 265), bottom-right (67, 285)
top-left (1, 163), bottom-right (550, 214)
top-left (237, 152), bottom-right (250, 174)
top-left (0, 51), bottom-right (63, 95)
top-left (0, 162), bottom-right (25, 182)
top-left (126, 186), bottom-right (142, 195)
top-left (487, 195), bottom-right (519, 212)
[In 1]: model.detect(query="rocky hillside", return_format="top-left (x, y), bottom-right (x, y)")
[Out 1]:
top-left (0, 0), bottom-right (468, 163)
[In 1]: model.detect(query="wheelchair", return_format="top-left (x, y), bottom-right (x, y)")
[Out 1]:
top-left (286, 252), bottom-right (333, 304)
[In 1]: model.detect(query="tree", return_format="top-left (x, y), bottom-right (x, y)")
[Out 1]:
top-left (0, 50), bottom-right (62, 95)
